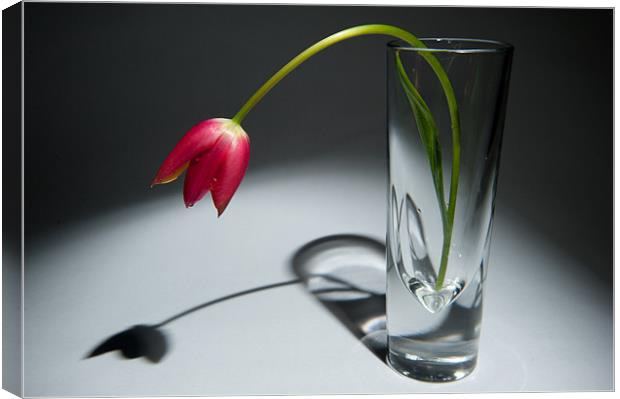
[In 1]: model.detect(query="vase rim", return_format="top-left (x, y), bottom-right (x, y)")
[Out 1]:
top-left (388, 38), bottom-right (513, 54)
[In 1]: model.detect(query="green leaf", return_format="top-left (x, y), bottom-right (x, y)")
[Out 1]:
top-left (395, 52), bottom-right (447, 217)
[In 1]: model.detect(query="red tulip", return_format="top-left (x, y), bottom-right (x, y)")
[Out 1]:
top-left (152, 118), bottom-right (250, 215)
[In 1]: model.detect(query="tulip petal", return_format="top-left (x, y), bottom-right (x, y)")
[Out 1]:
top-left (152, 162), bottom-right (189, 186)
top-left (211, 135), bottom-right (250, 216)
top-left (183, 134), bottom-right (233, 208)
top-left (152, 119), bottom-right (225, 185)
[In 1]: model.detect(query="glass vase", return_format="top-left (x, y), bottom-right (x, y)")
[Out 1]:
top-left (386, 38), bottom-right (513, 382)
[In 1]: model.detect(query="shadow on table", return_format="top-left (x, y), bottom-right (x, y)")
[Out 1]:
top-left (290, 234), bottom-right (388, 362)
top-left (85, 279), bottom-right (302, 363)
top-left (85, 234), bottom-right (388, 364)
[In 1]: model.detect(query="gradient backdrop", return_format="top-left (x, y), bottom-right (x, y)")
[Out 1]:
top-left (25, 4), bottom-right (612, 281)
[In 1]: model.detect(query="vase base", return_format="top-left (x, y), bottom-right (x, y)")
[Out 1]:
top-left (386, 346), bottom-right (477, 383)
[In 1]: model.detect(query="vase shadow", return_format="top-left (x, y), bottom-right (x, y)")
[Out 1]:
top-left (290, 234), bottom-right (389, 363)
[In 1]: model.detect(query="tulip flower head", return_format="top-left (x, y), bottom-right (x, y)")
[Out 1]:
top-left (152, 118), bottom-right (250, 215)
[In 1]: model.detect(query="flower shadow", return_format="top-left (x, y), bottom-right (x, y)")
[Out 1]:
top-left (85, 234), bottom-right (389, 365)
top-left (290, 234), bottom-right (388, 363)
top-left (86, 324), bottom-right (168, 363)
top-left (85, 280), bottom-right (301, 363)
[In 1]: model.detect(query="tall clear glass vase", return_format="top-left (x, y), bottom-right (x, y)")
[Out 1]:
top-left (386, 39), bottom-right (513, 382)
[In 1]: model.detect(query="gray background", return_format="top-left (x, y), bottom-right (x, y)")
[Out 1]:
top-left (25, 4), bottom-right (612, 284)
top-left (19, 3), bottom-right (613, 395)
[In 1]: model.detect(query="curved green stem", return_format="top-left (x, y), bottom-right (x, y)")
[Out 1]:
top-left (394, 51), bottom-right (459, 290)
top-left (232, 24), bottom-right (461, 290)
top-left (437, 98), bottom-right (460, 290)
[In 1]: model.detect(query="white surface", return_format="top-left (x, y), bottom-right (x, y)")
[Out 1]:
top-left (24, 158), bottom-right (613, 396)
